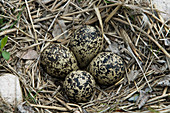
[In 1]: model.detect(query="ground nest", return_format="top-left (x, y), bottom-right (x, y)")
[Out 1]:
top-left (0, 0), bottom-right (170, 113)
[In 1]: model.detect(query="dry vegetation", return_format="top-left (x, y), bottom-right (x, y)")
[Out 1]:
top-left (0, 0), bottom-right (170, 112)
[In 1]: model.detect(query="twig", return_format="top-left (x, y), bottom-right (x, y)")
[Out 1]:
top-left (105, 4), bottom-right (122, 23)
top-left (113, 18), bottom-right (170, 58)
top-left (40, 0), bottom-right (70, 53)
top-left (148, 93), bottom-right (170, 103)
top-left (54, 96), bottom-right (74, 111)
top-left (99, 107), bottom-right (111, 113)
top-left (63, 2), bottom-right (121, 16)
top-left (30, 104), bottom-right (68, 111)
top-left (25, 0), bottom-right (38, 49)
top-left (121, 28), bottom-right (152, 90)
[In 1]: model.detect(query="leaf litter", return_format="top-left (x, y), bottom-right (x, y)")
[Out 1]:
top-left (0, 0), bottom-right (170, 112)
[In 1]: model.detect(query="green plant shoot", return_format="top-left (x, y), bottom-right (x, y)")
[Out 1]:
top-left (0, 36), bottom-right (10, 60)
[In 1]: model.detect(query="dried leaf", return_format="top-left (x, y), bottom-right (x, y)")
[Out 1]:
top-left (105, 42), bottom-right (119, 54)
top-left (151, 63), bottom-right (168, 74)
top-left (127, 70), bottom-right (139, 82)
top-left (16, 49), bottom-right (38, 60)
top-left (52, 20), bottom-right (67, 39)
top-left (136, 90), bottom-right (150, 109)
top-left (157, 75), bottom-right (170, 87)
top-left (94, 5), bottom-right (103, 33)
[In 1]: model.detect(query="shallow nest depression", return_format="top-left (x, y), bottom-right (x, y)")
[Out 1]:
top-left (0, 0), bottom-right (170, 113)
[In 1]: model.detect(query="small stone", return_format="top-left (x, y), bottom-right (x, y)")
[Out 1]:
top-left (152, 0), bottom-right (170, 21)
top-left (0, 96), bottom-right (13, 112)
top-left (0, 73), bottom-right (23, 106)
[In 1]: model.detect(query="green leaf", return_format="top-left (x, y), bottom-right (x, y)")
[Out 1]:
top-left (2, 51), bottom-right (10, 60)
top-left (104, 0), bottom-right (112, 3)
top-left (1, 36), bottom-right (8, 49)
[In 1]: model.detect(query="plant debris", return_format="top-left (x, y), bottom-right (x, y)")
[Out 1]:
top-left (0, 0), bottom-right (170, 112)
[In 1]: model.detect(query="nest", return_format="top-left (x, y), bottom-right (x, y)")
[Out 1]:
top-left (0, 0), bottom-right (170, 112)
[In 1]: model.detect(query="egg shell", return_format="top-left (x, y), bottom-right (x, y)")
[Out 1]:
top-left (88, 52), bottom-right (124, 85)
top-left (63, 70), bottom-right (96, 102)
top-left (41, 43), bottom-right (79, 78)
top-left (69, 25), bottom-right (104, 69)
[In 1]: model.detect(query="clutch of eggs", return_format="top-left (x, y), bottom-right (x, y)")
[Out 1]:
top-left (40, 43), bottom-right (79, 78)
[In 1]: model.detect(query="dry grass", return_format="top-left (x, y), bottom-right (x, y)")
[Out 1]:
top-left (0, 0), bottom-right (170, 112)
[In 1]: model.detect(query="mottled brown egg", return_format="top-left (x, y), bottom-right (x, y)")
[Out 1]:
top-left (63, 70), bottom-right (96, 102)
top-left (69, 25), bottom-right (104, 69)
top-left (40, 43), bottom-right (79, 78)
top-left (88, 52), bottom-right (124, 85)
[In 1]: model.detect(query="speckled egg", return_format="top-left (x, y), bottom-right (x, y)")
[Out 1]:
top-left (63, 70), bottom-right (96, 102)
top-left (88, 52), bottom-right (124, 85)
top-left (40, 43), bottom-right (79, 78)
top-left (69, 25), bottom-right (104, 69)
